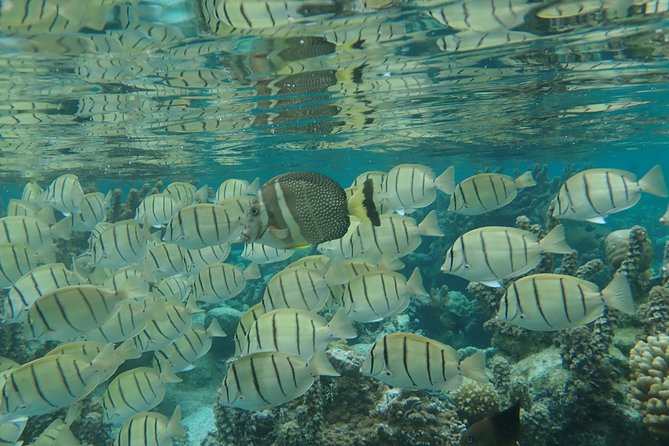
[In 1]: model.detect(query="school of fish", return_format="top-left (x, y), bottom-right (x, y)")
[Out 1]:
top-left (0, 162), bottom-right (666, 445)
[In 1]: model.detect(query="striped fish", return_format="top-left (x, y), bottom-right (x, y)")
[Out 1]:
top-left (24, 282), bottom-right (144, 341)
top-left (182, 243), bottom-right (231, 274)
top-left (130, 298), bottom-right (201, 353)
top-left (381, 164), bottom-right (455, 214)
top-left (135, 193), bottom-right (181, 229)
top-left (349, 171), bottom-right (391, 216)
top-left (233, 303), bottom-right (267, 357)
top-left (0, 244), bottom-right (55, 289)
top-left (0, 215), bottom-right (52, 250)
top-left (342, 268), bottom-right (428, 323)
top-left (552, 165), bottom-right (667, 224)
top-left (153, 320), bottom-right (227, 374)
top-left (283, 255), bottom-right (331, 271)
top-left (45, 340), bottom-right (140, 383)
top-left (193, 262), bottom-right (261, 304)
top-left (91, 220), bottom-right (151, 269)
top-left (0, 358), bottom-right (19, 374)
top-left (165, 182), bottom-right (208, 207)
top-left (6, 200), bottom-right (55, 223)
top-left (44, 174), bottom-right (85, 216)
top-left (214, 178), bottom-right (260, 203)
top-left (155, 275), bottom-right (192, 303)
top-left (361, 332), bottom-right (489, 391)
top-left (448, 171), bottom-right (537, 215)
top-left (113, 406), bottom-right (185, 446)
top-left (143, 242), bottom-right (187, 281)
top-left (103, 266), bottom-right (152, 292)
top-left (498, 273), bottom-right (635, 331)
top-left (427, 0), bottom-right (536, 32)
top-left (50, 192), bottom-right (108, 239)
top-left (219, 350), bottom-right (339, 411)
top-left (27, 403), bottom-right (81, 446)
top-left (163, 203), bottom-right (245, 249)
top-left (441, 225), bottom-right (574, 287)
top-left (88, 222), bottom-right (113, 251)
top-left (242, 242), bottom-right (294, 264)
top-left (437, 30), bottom-right (536, 52)
top-left (84, 299), bottom-right (159, 344)
top-left (316, 219), bottom-right (364, 260)
top-left (102, 367), bottom-right (181, 424)
top-left (21, 181), bottom-right (44, 203)
top-left (3, 263), bottom-right (81, 323)
top-left (350, 210), bottom-right (444, 262)
top-left (0, 416), bottom-right (27, 446)
top-left (260, 264), bottom-right (347, 314)
top-left (0, 345), bottom-right (120, 420)
top-left (238, 308), bottom-right (356, 360)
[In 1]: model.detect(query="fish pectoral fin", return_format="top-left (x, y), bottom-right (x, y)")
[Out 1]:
top-left (585, 216), bottom-right (607, 224)
top-left (479, 280), bottom-right (502, 288)
top-left (269, 226), bottom-right (290, 239)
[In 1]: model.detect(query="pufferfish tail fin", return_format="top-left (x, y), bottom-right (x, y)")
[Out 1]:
top-left (347, 179), bottom-right (381, 226)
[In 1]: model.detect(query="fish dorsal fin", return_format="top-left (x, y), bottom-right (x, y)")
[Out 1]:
top-left (347, 178), bottom-right (381, 226)
top-left (490, 402), bottom-right (521, 443)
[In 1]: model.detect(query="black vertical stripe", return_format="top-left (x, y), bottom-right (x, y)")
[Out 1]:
top-left (531, 278), bottom-right (552, 328)
top-left (402, 336), bottom-right (416, 386)
top-left (425, 341), bottom-right (433, 385)
top-left (559, 278), bottom-right (571, 323)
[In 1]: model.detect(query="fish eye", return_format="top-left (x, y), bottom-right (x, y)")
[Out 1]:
top-left (250, 207), bottom-right (259, 216)
top-left (466, 437), bottom-right (475, 444)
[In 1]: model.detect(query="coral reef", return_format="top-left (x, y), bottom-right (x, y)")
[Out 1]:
top-left (637, 286), bottom-right (669, 337)
top-left (615, 226), bottom-right (653, 295)
top-left (107, 180), bottom-right (163, 222)
top-left (450, 380), bottom-right (500, 424)
top-left (606, 229), bottom-right (653, 271)
top-left (205, 346), bottom-right (467, 446)
top-left (629, 333), bottom-right (669, 436)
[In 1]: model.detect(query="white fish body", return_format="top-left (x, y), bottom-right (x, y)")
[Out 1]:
top-left (135, 193), bottom-right (180, 228)
top-left (26, 403), bottom-right (81, 446)
top-left (428, 0), bottom-right (536, 32)
top-left (165, 182), bottom-right (208, 207)
top-left (215, 178), bottom-right (260, 203)
top-left (381, 164), bottom-right (455, 213)
top-left (51, 192), bottom-right (108, 239)
top-left (349, 171), bottom-right (391, 215)
top-left (361, 332), bottom-right (489, 390)
top-left (91, 220), bottom-right (151, 268)
top-left (84, 299), bottom-right (158, 344)
top-left (553, 165), bottom-right (667, 223)
top-left (498, 273), bottom-right (635, 331)
top-left (102, 367), bottom-right (181, 424)
top-left (0, 244), bottom-right (55, 289)
top-left (21, 181), bottom-right (44, 203)
top-left (155, 275), bottom-right (192, 303)
top-left (3, 263), bottom-right (81, 323)
top-left (24, 282), bottom-right (142, 341)
top-left (102, 266), bottom-right (152, 292)
top-left (153, 320), bottom-right (226, 373)
top-left (113, 406), bottom-right (185, 446)
top-left (448, 171), bottom-right (536, 215)
top-left (351, 210), bottom-right (444, 262)
top-left (219, 350), bottom-right (339, 411)
top-left (242, 242), bottom-right (294, 264)
top-left (193, 262), bottom-right (261, 304)
top-left (143, 242), bottom-right (187, 280)
top-left (45, 340), bottom-right (140, 382)
top-left (238, 308), bottom-right (356, 360)
top-left (441, 225), bottom-right (573, 287)
top-left (0, 345), bottom-right (122, 421)
top-left (0, 416), bottom-right (27, 446)
top-left (0, 215), bottom-right (53, 250)
top-left (163, 203), bottom-right (244, 248)
top-left (232, 303), bottom-right (267, 357)
top-left (44, 174), bottom-right (85, 215)
top-left (6, 199), bottom-right (55, 224)
top-left (342, 268), bottom-right (428, 323)
top-left (130, 299), bottom-right (201, 353)
top-left (182, 243), bottom-right (231, 273)
top-left (316, 219), bottom-right (364, 260)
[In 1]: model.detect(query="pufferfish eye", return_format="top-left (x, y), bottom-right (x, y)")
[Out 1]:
top-left (466, 437), bottom-right (475, 444)
top-left (250, 207), bottom-right (259, 216)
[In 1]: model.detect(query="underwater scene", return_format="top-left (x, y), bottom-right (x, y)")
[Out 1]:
top-left (1, 1), bottom-right (669, 445)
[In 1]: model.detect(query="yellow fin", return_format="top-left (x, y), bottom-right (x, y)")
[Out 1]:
top-left (347, 178), bottom-right (380, 226)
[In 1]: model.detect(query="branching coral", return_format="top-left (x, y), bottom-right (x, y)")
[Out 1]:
top-left (637, 286), bottom-right (669, 337)
top-left (629, 333), bottom-right (669, 435)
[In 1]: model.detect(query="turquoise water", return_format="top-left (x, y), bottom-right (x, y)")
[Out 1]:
top-left (1, 1), bottom-right (669, 445)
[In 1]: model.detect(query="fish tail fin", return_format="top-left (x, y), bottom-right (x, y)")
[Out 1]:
top-left (64, 402), bottom-right (82, 426)
top-left (50, 217), bottom-right (74, 240)
top-left (639, 164), bottom-right (668, 197)
top-left (434, 166), bottom-right (456, 194)
top-left (513, 171), bottom-right (537, 189)
top-left (36, 205), bottom-right (56, 225)
top-left (243, 262), bottom-right (262, 280)
top-left (417, 210), bottom-right (444, 237)
top-left (165, 406), bottom-right (186, 439)
top-left (308, 350), bottom-right (340, 377)
top-left (117, 277), bottom-right (149, 302)
top-left (196, 185), bottom-right (210, 203)
top-left (601, 273), bottom-right (635, 315)
top-left (406, 267), bottom-right (429, 297)
top-left (347, 179), bottom-right (380, 226)
top-left (538, 224), bottom-right (573, 254)
top-left (185, 295), bottom-right (203, 314)
top-left (490, 401), bottom-right (522, 442)
top-left (36, 243), bottom-right (57, 264)
top-left (377, 256), bottom-right (405, 271)
top-left (115, 339), bottom-right (142, 361)
top-left (248, 178), bottom-right (260, 195)
top-left (91, 343), bottom-right (121, 374)
top-left (206, 319), bottom-right (227, 338)
top-left (459, 351), bottom-right (489, 383)
top-left (327, 308), bottom-right (357, 340)
top-left (159, 367), bottom-right (183, 384)
top-left (324, 258), bottom-right (349, 286)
